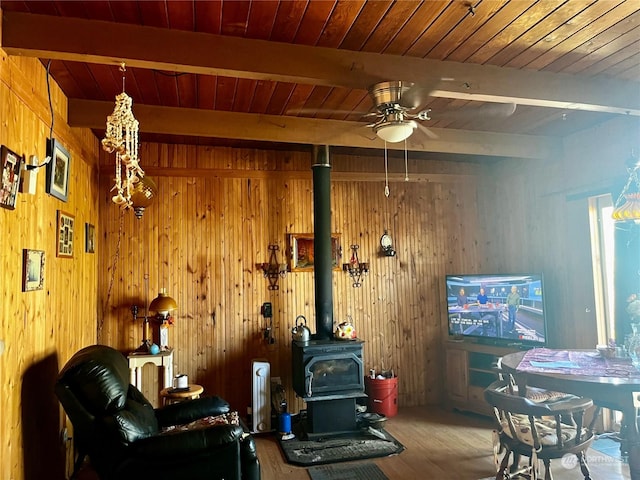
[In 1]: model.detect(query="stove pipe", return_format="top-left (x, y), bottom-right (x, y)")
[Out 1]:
top-left (312, 145), bottom-right (333, 340)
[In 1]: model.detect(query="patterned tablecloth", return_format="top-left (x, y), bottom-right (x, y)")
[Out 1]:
top-left (516, 347), bottom-right (639, 378)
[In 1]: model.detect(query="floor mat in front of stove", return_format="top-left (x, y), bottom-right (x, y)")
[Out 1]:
top-left (278, 427), bottom-right (404, 467)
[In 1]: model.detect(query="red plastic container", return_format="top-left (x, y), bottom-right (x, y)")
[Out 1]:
top-left (365, 376), bottom-right (398, 417)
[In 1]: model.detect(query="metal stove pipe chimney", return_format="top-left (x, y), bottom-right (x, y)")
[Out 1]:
top-left (312, 145), bottom-right (333, 340)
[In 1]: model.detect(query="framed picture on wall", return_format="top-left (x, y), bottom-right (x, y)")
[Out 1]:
top-left (85, 223), bottom-right (95, 253)
top-left (0, 145), bottom-right (24, 210)
top-left (46, 139), bottom-right (71, 202)
top-left (57, 210), bottom-right (75, 258)
top-left (22, 249), bottom-right (45, 292)
top-left (288, 233), bottom-right (341, 272)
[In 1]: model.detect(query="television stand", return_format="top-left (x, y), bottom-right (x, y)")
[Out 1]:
top-left (444, 340), bottom-right (526, 416)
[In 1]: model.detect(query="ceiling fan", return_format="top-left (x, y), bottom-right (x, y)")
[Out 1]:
top-left (365, 80), bottom-right (517, 143)
top-left (367, 81), bottom-right (431, 143)
top-left (288, 80), bottom-right (517, 143)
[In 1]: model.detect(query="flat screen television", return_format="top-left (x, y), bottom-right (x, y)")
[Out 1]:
top-left (445, 274), bottom-right (547, 347)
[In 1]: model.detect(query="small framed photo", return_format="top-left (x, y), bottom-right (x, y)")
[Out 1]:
top-left (22, 249), bottom-right (45, 292)
top-left (85, 223), bottom-right (95, 253)
top-left (287, 233), bottom-right (341, 272)
top-left (57, 210), bottom-right (75, 258)
top-left (0, 145), bottom-right (24, 210)
top-left (46, 139), bottom-right (70, 202)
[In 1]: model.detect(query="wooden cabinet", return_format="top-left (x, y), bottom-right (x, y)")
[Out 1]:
top-left (445, 348), bottom-right (468, 402)
top-left (444, 341), bottom-right (522, 415)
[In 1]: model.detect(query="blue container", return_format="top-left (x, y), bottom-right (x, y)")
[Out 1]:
top-left (278, 412), bottom-right (292, 434)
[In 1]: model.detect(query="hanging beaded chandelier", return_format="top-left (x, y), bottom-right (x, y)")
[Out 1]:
top-left (102, 63), bottom-right (144, 209)
top-left (612, 152), bottom-right (640, 222)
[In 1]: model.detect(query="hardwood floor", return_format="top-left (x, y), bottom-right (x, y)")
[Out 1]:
top-left (255, 406), bottom-right (630, 480)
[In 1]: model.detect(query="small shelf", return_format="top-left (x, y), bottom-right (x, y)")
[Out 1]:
top-left (469, 351), bottom-right (501, 371)
top-left (445, 340), bottom-right (524, 415)
top-left (469, 369), bottom-right (498, 389)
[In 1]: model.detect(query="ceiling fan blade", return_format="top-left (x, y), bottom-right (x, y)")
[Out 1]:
top-left (416, 122), bottom-right (439, 139)
top-left (398, 83), bottom-right (434, 110)
top-left (477, 102), bottom-right (517, 117)
top-left (315, 121), bottom-right (373, 145)
top-left (398, 77), bottom-right (457, 110)
top-left (286, 108), bottom-right (367, 116)
top-left (433, 102), bottom-right (517, 120)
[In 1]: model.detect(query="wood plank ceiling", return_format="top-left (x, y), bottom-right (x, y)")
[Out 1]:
top-left (1, 0), bottom-right (639, 160)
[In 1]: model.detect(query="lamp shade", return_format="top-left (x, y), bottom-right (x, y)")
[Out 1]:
top-left (149, 288), bottom-right (177, 316)
top-left (130, 176), bottom-right (157, 219)
top-left (374, 120), bottom-right (416, 143)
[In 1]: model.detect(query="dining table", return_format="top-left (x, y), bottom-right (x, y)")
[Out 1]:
top-left (500, 348), bottom-right (640, 480)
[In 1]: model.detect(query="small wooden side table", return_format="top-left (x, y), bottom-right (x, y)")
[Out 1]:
top-left (128, 349), bottom-right (174, 391)
top-left (160, 384), bottom-right (204, 406)
top-left (127, 349), bottom-right (174, 408)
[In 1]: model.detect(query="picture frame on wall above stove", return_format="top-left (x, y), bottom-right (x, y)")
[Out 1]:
top-left (0, 145), bottom-right (24, 210)
top-left (288, 233), bottom-right (341, 272)
top-left (46, 138), bottom-right (70, 202)
top-left (56, 210), bottom-right (75, 258)
top-left (22, 249), bottom-right (45, 292)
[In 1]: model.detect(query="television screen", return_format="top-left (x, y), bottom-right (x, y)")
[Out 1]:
top-left (446, 274), bottom-right (547, 346)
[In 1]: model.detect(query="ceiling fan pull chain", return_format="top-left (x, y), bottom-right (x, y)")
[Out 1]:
top-left (404, 139), bottom-right (409, 182)
top-left (383, 142), bottom-right (391, 233)
top-left (384, 141), bottom-right (390, 198)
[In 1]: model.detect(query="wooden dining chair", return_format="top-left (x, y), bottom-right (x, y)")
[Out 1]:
top-left (484, 379), bottom-right (595, 480)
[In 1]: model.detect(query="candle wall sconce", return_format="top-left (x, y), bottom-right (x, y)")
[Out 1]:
top-left (257, 245), bottom-right (287, 290)
top-left (343, 244), bottom-right (369, 288)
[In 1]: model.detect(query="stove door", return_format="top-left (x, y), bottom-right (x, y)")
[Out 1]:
top-left (304, 352), bottom-right (364, 397)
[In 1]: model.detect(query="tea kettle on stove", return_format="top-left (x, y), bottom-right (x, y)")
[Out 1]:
top-left (292, 315), bottom-right (311, 343)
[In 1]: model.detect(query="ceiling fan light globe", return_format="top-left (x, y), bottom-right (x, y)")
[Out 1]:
top-left (375, 121), bottom-right (416, 143)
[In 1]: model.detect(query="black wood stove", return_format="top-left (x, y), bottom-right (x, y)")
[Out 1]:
top-left (292, 338), bottom-right (365, 434)
top-left (291, 146), bottom-right (366, 437)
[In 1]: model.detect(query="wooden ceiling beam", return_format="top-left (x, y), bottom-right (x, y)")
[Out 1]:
top-left (69, 99), bottom-right (560, 160)
top-left (3, 11), bottom-right (639, 116)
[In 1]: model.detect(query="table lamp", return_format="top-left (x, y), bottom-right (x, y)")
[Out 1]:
top-left (149, 288), bottom-right (178, 350)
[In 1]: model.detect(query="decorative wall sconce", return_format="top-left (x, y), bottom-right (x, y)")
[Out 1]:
top-left (21, 154), bottom-right (51, 195)
top-left (257, 245), bottom-right (287, 290)
top-left (343, 244), bottom-right (369, 288)
top-left (613, 152), bottom-right (640, 223)
top-left (380, 230), bottom-right (396, 257)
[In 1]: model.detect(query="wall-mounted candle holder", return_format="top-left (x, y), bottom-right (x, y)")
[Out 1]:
top-left (343, 244), bottom-right (369, 288)
top-left (257, 245), bottom-right (287, 290)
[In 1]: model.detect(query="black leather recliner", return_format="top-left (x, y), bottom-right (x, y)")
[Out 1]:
top-left (55, 345), bottom-right (260, 480)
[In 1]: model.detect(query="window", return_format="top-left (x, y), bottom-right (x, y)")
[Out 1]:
top-left (589, 194), bottom-right (616, 344)
top-left (589, 193), bottom-right (620, 431)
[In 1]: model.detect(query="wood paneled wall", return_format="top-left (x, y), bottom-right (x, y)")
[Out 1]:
top-left (97, 114), bottom-right (639, 417)
top-left (0, 47), bottom-right (100, 480)
top-left (477, 116), bottom-right (640, 349)
top-left (97, 145), bottom-right (486, 412)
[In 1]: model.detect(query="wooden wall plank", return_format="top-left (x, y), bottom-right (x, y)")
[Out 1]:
top-left (1, 48), bottom-right (99, 479)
